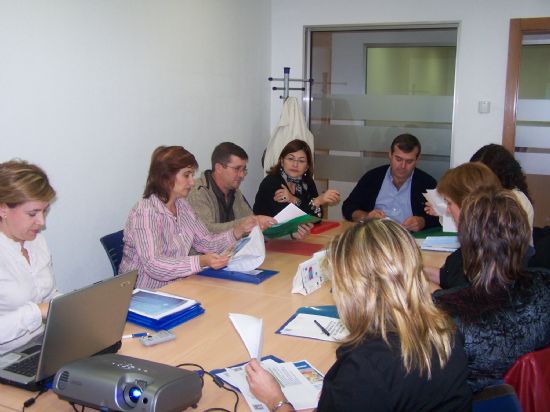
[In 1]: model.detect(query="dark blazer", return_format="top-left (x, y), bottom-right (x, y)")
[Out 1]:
top-left (341, 165), bottom-right (439, 228)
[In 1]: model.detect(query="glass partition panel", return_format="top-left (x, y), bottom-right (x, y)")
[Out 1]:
top-left (307, 27), bottom-right (457, 219)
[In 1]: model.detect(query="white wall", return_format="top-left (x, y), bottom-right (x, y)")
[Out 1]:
top-left (1, 0), bottom-right (271, 291)
top-left (270, 0), bottom-right (550, 165)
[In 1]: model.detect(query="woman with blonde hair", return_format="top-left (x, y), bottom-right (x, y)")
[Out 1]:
top-left (434, 189), bottom-right (550, 392)
top-left (0, 160), bottom-right (59, 355)
top-left (246, 219), bottom-right (471, 411)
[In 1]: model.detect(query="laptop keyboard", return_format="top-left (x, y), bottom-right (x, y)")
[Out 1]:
top-left (5, 352), bottom-right (39, 377)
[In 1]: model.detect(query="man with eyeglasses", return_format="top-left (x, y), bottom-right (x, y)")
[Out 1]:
top-left (188, 142), bottom-right (276, 233)
top-left (342, 134), bottom-right (439, 232)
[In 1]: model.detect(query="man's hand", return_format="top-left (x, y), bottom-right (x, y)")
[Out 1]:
top-left (255, 215), bottom-right (277, 231)
top-left (233, 216), bottom-right (258, 239)
top-left (402, 216), bottom-right (426, 232)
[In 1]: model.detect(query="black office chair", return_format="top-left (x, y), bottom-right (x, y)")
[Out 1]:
top-left (100, 230), bottom-right (124, 276)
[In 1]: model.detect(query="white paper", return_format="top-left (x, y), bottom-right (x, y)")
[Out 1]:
top-left (292, 250), bottom-right (327, 295)
top-left (229, 313), bottom-right (263, 359)
top-left (421, 236), bottom-right (460, 252)
top-left (217, 359), bottom-right (323, 411)
top-left (129, 289), bottom-right (197, 320)
top-left (226, 226), bottom-right (265, 272)
top-left (423, 190), bottom-right (457, 232)
top-left (272, 203), bottom-right (306, 224)
top-left (279, 313), bottom-right (349, 342)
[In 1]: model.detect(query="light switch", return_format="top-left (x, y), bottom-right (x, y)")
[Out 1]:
top-left (478, 100), bottom-right (491, 114)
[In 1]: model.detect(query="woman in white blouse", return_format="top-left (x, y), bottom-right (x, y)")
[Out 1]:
top-left (0, 160), bottom-right (58, 355)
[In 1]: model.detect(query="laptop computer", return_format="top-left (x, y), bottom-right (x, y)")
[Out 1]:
top-left (0, 270), bottom-right (137, 391)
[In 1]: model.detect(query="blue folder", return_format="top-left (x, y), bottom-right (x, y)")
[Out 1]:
top-left (275, 305), bottom-right (340, 340)
top-left (127, 303), bottom-right (205, 331)
top-left (197, 267), bottom-right (278, 284)
top-left (210, 355), bottom-right (283, 392)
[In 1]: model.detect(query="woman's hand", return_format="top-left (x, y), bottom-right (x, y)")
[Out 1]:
top-left (316, 189), bottom-right (341, 206)
top-left (233, 216), bottom-right (258, 239)
top-left (291, 223), bottom-right (313, 240)
top-left (245, 359), bottom-right (287, 410)
top-left (37, 302), bottom-right (49, 320)
top-left (274, 185), bottom-right (294, 204)
top-left (424, 202), bottom-right (438, 217)
top-left (199, 253), bottom-right (230, 269)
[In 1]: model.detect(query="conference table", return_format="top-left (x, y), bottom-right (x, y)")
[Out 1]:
top-left (0, 222), bottom-right (449, 412)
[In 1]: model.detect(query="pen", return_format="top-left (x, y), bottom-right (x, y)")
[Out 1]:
top-left (314, 320), bottom-right (331, 336)
top-left (122, 332), bottom-right (149, 339)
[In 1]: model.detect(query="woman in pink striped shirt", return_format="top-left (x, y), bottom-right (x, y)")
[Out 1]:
top-left (120, 146), bottom-right (257, 289)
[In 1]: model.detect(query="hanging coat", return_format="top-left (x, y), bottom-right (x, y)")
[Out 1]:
top-left (263, 97), bottom-right (314, 174)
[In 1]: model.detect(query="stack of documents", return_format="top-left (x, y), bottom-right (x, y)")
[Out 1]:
top-left (127, 289), bottom-right (204, 331)
top-left (420, 236), bottom-right (460, 252)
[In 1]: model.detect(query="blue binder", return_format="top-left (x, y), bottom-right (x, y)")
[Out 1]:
top-left (126, 303), bottom-right (205, 331)
top-left (197, 268), bottom-right (278, 284)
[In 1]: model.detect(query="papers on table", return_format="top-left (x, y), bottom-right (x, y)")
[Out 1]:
top-left (129, 289), bottom-right (198, 320)
top-left (421, 235), bottom-right (460, 252)
top-left (229, 313), bottom-right (263, 359)
top-left (213, 357), bottom-right (323, 411)
top-left (277, 313), bottom-right (349, 342)
top-left (423, 189), bottom-right (457, 233)
top-left (292, 250), bottom-right (327, 295)
top-left (263, 203), bottom-right (321, 239)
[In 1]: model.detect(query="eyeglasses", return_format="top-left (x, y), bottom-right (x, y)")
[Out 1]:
top-left (223, 164), bottom-right (248, 175)
top-left (284, 156), bottom-right (308, 165)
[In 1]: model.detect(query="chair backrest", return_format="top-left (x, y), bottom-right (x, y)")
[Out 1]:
top-left (504, 345), bottom-right (550, 412)
top-left (99, 230), bottom-right (124, 275)
top-left (472, 384), bottom-right (522, 412)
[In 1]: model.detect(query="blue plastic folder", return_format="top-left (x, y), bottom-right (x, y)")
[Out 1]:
top-left (197, 268), bottom-right (278, 284)
top-left (126, 303), bottom-right (205, 331)
top-left (275, 305), bottom-right (340, 340)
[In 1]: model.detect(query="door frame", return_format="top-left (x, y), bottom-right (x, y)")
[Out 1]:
top-left (502, 17), bottom-right (550, 151)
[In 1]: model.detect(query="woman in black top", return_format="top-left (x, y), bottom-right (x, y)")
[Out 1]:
top-left (434, 189), bottom-right (550, 393)
top-left (253, 139), bottom-right (339, 219)
top-left (424, 162), bottom-right (502, 288)
top-left (246, 219), bottom-right (472, 411)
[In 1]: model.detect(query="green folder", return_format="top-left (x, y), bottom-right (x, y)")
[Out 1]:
top-left (263, 214), bottom-right (321, 239)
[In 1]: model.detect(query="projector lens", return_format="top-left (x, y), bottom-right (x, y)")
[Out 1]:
top-left (128, 386), bottom-right (142, 403)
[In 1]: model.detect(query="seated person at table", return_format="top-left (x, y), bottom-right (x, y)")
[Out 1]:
top-left (119, 146), bottom-right (256, 289)
top-left (0, 160), bottom-right (59, 355)
top-left (187, 142), bottom-right (275, 233)
top-left (470, 143), bottom-right (534, 245)
top-left (434, 189), bottom-right (550, 393)
top-left (424, 162), bottom-right (502, 288)
top-left (253, 139), bottom-right (340, 239)
top-left (246, 219), bottom-right (472, 411)
top-left (341, 133), bottom-right (438, 232)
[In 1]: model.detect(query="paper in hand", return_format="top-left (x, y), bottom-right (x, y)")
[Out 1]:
top-left (423, 189), bottom-right (457, 232)
top-left (226, 226), bottom-right (266, 272)
top-left (229, 313), bottom-right (263, 359)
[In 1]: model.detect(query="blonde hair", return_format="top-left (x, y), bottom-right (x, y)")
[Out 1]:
top-left (326, 219), bottom-right (455, 377)
top-left (0, 160), bottom-right (55, 206)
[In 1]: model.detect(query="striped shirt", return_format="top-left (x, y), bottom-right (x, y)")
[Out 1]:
top-left (119, 194), bottom-right (235, 289)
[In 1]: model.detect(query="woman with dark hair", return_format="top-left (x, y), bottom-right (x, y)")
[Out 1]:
top-left (0, 160), bottom-right (59, 354)
top-left (120, 146), bottom-right (256, 289)
top-left (253, 140), bottom-right (339, 238)
top-left (246, 219), bottom-right (471, 411)
top-left (434, 189), bottom-right (550, 393)
top-left (470, 143), bottom-right (534, 244)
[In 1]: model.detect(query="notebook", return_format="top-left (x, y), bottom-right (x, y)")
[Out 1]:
top-left (0, 270), bottom-right (137, 391)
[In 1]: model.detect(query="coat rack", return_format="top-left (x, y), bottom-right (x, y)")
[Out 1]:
top-left (269, 67), bottom-right (312, 99)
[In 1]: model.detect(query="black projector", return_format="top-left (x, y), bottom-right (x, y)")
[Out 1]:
top-left (52, 354), bottom-right (202, 411)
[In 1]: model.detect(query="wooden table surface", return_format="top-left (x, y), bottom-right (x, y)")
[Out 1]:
top-left (0, 222), bottom-right (449, 412)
